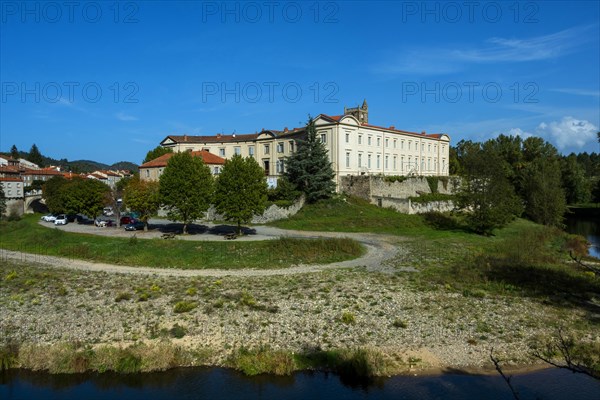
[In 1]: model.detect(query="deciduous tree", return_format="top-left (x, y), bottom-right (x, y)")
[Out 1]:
top-left (159, 151), bottom-right (213, 234)
top-left (284, 117), bottom-right (335, 203)
top-left (42, 176), bottom-right (68, 214)
top-left (455, 142), bottom-right (523, 235)
top-left (61, 178), bottom-right (111, 219)
top-left (0, 184), bottom-right (6, 218)
top-left (143, 146), bottom-right (173, 164)
top-left (214, 154), bottom-right (268, 235)
top-left (123, 177), bottom-right (160, 231)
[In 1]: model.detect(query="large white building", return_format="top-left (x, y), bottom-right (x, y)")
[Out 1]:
top-left (158, 102), bottom-right (450, 187)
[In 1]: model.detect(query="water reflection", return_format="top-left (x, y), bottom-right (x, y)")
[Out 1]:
top-left (2, 367), bottom-right (600, 400)
top-left (564, 213), bottom-right (600, 259)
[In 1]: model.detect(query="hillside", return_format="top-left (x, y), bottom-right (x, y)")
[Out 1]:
top-left (1, 152), bottom-right (138, 173)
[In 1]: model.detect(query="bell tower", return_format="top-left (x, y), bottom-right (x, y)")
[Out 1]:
top-left (343, 99), bottom-right (368, 124)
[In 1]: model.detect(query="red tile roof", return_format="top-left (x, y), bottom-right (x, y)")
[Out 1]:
top-left (140, 150), bottom-right (226, 168)
top-left (23, 168), bottom-right (63, 176)
top-left (0, 177), bottom-right (23, 182)
top-left (165, 133), bottom-right (259, 144)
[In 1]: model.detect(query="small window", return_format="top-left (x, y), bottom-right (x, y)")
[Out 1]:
top-left (264, 144), bottom-right (270, 154)
top-left (358, 135), bottom-right (362, 145)
top-left (393, 156), bottom-right (397, 170)
top-left (219, 148), bottom-right (225, 157)
top-left (234, 146), bottom-right (241, 155)
top-left (320, 134), bottom-right (327, 144)
top-left (345, 133), bottom-right (350, 143)
top-left (408, 141), bottom-right (411, 150)
top-left (377, 155), bottom-right (381, 169)
top-left (277, 143), bottom-right (284, 153)
top-left (358, 153), bottom-right (362, 168)
top-left (213, 167), bottom-right (220, 174)
top-left (367, 154), bottom-right (372, 168)
top-left (385, 155), bottom-right (389, 169)
top-left (368, 136), bottom-right (372, 146)
top-left (249, 146), bottom-right (255, 156)
top-left (289, 141), bottom-right (294, 152)
top-left (346, 152), bottom-right (350, 168)
top-left (377, 137), bottom-right (381, 147)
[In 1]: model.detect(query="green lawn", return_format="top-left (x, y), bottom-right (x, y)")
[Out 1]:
top-left (0, 215), bottom-right (364, 270)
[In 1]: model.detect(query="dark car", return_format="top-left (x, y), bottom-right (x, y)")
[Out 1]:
top-left (124, 221), bottom-right (145, 231)
top-left (120, 216), bottom-right (136, 225)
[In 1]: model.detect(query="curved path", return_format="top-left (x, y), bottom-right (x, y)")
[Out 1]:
top-left (1, 221), bottom-right (405, 277)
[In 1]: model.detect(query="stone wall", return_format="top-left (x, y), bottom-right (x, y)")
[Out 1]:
top-left (340, 175), bottom-right (459, 214)
top-left (162, 196), bottom-right (306, 224)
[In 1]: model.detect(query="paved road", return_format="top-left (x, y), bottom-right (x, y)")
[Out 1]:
top-left (1, 220), bottom-right (406, 277)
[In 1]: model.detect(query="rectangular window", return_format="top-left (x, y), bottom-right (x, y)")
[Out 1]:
top-left (289, 141), bottom-right (294, 152)
top-left (385, 138), bottom-right (389, 148)
top-left (368, 136), bottom-right (372, 146)
top-left (401, 140), bottom-right (404, 150)
top-left (345, 133), bottom-right (350, 143)
top-left (213, 167), bottom-right (220, 174)
top-left (358, 135), bottom-right (362, 145)
top-left (377, 155), bottom-right (381, 169)
top-left (264, 144), bottom-right (270, 154)
top-left (276, 159), bottom-right (285, 173)
top-left (367, 154), bottom-right (372, 168)
top-left (408, 141), bottom-right (411, 150)
top-left (320, 133), bottom-right (327, 144)
top-left (401, 156), bottom-right (404, 171)
top-left (393, 139), bottom-right (397, 148)
top-left (145, 170), bottom-right (150, 178)
top-left (377, 137), bottom-right (381, 147)
top-left (428, 144), bottom-right (431, 153)
top-left (358, 153), bottom-right (362, 168)
top-left (219, 148), bottom-right (225, 157)
top-left (234, 146), bottom-right (241, 155)
top-left (277, 143), bottom-right (284, 153)
top-left (346, 152), bottom-right (350, 168)
top-left (249, 146), bottom-right (255, 156)
top-left (385, 155), bottom-right (389, 169)
top-left (421, 143), bottom-right (425, 152)
top-left (393, 155), bottom-right (397, 170)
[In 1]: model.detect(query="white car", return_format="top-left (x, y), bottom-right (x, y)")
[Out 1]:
top-left (54, 215), bottom-right (68, 225)
top-left (41, 214), bottom-right (57, 222)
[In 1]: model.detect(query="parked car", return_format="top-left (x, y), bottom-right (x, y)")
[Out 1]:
top-left (124, 221), bottom-right (145, 231)
top-left (95, 218), bottom-right (113, 227)
top-left (120, 216), bottom-right (136, 225)
top-left (54, 215), bottom-right (68, 225)
top-left (41, 214), bottom-right (57, 222)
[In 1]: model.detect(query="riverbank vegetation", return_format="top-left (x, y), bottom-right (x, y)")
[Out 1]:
top-left (0, 216), bottom-right (363, 269)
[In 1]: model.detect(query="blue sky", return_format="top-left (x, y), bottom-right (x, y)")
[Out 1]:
top-left (1, 1), bottom-right (599, 165)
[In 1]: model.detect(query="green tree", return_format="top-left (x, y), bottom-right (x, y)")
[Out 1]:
top-left (214, 154), bottom-right (268, 235)
top-left (592, 179), bottom-right (600, 204)
top-left (123, 177), bottom-right (160, 231)
top-left (159, 151), bottom-right (214, 234)
top-left (42, 176), bottom-right (68, 213)
top-left (0, 184), bottom-right (6, 218)
top-left (521, 158), bottom-right (566, 227)
top-left (284, 117), bottom-right (335, 203)
top-left (143, 146), bottom-right (173, 163)
top-left (560, 154), bottom-right (591, 205)
top-left (61, 178), bottom-right (111, 219)
top-left (10, 144), bottom-right (19, 160)
top-left (27, 144), bottom-right (44, 167)
top-left (456, 143), bottom-right (523, 235)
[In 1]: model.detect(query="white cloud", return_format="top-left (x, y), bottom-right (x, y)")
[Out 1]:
top-left (535, 116), bottom-right (598, 151)
top-left (506, 128), bottom-right (533, 139)
top-left (116, 112), bottom-right (138, 121)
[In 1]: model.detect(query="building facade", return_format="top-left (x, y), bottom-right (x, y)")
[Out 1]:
top-left (157, 104), bottom-right (450, 187)
top-left (139, 150), bottom-right (226, 182)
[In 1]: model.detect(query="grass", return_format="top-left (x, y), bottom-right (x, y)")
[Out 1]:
top-left (0, 215), bottom-right (364, 270)
top-left (270, 195), bottom-right (468, 238)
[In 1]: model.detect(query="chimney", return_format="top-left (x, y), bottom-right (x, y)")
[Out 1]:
top-left (184, 134), bottom-right (188, 142)
top-left (421, 131), bottom-right (426, 135)
top-left (217, 133), bottom-right (222, 139)
top-left (389, 126), bottom-right (395, 130)
top-left (283, 127), bottom-right (289, 133)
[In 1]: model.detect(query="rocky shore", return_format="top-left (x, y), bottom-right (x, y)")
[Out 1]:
top-left (1, 255), bottom-right (589, 375)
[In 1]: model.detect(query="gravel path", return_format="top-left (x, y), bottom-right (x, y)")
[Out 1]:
top-left (0, 221), bottom-right (404, 277)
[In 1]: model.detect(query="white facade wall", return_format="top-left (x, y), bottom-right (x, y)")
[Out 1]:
top-left (1, 180), bottom-right (24, 199)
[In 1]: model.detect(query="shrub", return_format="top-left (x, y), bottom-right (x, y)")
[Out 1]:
top-left (228, 346), bottom-right (295, 376)
top-left (173, 301), bottom-right (197, 313)
top-left (340, 312), bottom-right (356, 324)
top-left (115, 292), bottom-right (132, 302)
top-left (392, 319), bottom-right (408, 328)
top-left (169, 324), bottom-right (186, 339)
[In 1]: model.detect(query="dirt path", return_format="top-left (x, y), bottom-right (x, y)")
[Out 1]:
top-left (2, 222), bottom-right (404, 277)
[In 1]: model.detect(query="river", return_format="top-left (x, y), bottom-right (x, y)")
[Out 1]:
top-left (2, 366), bottom-right (600, 400)
top-left (564, 208), bottom-right (600, 259)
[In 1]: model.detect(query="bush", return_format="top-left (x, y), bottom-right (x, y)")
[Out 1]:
top-left (173, 301), bottom-right (197, 313)
top-left (340, 312), bottom-right (356, 324)
top-left (169, 324), bottom-right (186, 338)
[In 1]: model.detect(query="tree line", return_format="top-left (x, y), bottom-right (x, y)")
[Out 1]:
top-left (451, 134), bottom-right (600, 235)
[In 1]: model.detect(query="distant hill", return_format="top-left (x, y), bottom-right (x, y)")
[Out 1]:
top-left (0, 152), bottom-right (138, 173)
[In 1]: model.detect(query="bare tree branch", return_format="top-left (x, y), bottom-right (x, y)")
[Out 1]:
top-left (490, 348), bottom-right (521, 400)
top-left (532, 329), bottom-right (600, 380)
top-left (569, 251), bottom-right (600, 275)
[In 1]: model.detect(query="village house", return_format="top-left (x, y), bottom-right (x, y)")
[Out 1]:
top-left (139, 150), bottom-right (226, 182)
top-left (156, 102), bottom-right (450, 187)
